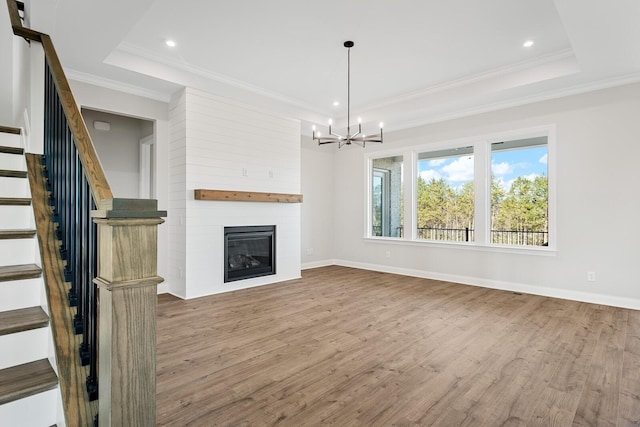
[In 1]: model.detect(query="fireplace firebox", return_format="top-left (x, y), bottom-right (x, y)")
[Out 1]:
top-left (224, 225), bottom-right (276, 282)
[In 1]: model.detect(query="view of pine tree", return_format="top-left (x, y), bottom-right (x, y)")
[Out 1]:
top-left (493, 176), bottom-right (548, 232)
top-left (416, 175), bottom-right (547, 236)
top-left (416, 177), bottom-right (474, 230)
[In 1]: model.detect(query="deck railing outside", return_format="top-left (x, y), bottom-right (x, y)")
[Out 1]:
top-left (372, 226), bottom-right (548, 246)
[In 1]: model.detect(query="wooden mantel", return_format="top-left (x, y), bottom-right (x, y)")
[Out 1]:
top-left (194, 189), bottom-right (303, 203)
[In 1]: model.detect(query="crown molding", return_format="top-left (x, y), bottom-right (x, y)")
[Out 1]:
top-left (384, 71), bottom-right (640, 133)
top-left (65, 69), bottom-right (172, 102)
top-left (115, 42), bottom-right (325, 116)
top-left (359, 49), bottom-right (577, 111)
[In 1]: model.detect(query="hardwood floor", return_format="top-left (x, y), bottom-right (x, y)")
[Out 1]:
top-left (156, 266), bottom-right (640, 426)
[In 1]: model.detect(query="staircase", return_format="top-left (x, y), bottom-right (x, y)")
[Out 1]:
top-left (0, 127), bottom-right (62, 426)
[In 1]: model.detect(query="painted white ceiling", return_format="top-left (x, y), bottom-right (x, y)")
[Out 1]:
top-left (28, 0), bottom-right (640, 133)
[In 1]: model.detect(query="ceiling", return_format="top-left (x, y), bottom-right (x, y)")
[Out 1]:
top-left (27, 0), bottom-right (640, 133)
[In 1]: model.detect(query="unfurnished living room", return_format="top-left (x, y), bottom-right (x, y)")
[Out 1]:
top-left (0, 1), bottom-right (639, 426)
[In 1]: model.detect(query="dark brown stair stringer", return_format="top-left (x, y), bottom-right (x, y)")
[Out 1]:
top-left (0, 359), bottom-right (58, 405)
top-left (0, 306), bottom-right (49, 336)
top-left (0, 263), bottom-right (42, 282)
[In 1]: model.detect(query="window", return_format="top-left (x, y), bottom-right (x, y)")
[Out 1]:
top-left (417, 147), bottom-right (474, 242)
top-left (367, 127), bottom-right (553, 249)
top-left (371, 156), bottom-right (403, 237)
top-left (491, 137), bottom-right (548, 246)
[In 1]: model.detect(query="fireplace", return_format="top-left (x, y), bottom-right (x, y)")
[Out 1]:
top-left (224, 225), bottom-right (276, 282)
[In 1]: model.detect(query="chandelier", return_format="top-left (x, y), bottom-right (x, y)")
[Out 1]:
top-left (312, 41), bottom-right (383, 148)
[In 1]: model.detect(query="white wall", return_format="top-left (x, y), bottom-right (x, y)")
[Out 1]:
top-left (70, 80), bottom-right (170, 293)
top-left (300, 137), bottom-right (335, 268)
top-left (169, 87), bottom-right (301, 299)
top-left (320, 83), bottom-right (640, 309)
top-left (82, 108), bottom-right (151, 198)
top-left (0, 2), bottom-right (13, 124)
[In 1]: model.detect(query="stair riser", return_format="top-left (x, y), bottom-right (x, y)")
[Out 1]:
top-left (0, 328), bottom-right (48, 371)
top-left (0, 133), bottom-right (21, 148)
top-left (0, 206), bottom-right (34, 229)
top-left (0, 177), bottom-right (30, 198)
top-left (0, 388), bottom-right (60, 427)
top-left (0, 279), bottom-right (41, 312)
top-left (0, 240), bottom-right (38, 266)
top-left (0, 153), bottom-right (26, 171)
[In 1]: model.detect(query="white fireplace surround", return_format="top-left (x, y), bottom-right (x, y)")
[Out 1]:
top-left (168, 87), bottom-right (301, 299)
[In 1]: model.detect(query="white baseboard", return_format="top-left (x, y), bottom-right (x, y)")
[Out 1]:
top-left (301, 259), bottom-right (335, 270)
top-left (332, 259), bottom-right (640, 310)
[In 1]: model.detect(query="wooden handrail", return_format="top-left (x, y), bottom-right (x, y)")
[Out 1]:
top-left (40, 34), bottom-right (114, 206)
top-left (5, 0), bottom-right (113, 207)
top-left (5, 0), bottom-right (41, 41)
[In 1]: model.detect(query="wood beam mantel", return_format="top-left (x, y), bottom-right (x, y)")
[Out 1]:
top-left (194, 189), bottom-right (303, 203)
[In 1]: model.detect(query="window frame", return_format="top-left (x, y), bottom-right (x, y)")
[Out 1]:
top-left (365, 125), bottom-right (556, 254)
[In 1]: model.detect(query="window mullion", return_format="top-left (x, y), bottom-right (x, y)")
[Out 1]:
top-left (474, 141), bottom-right (489, 245)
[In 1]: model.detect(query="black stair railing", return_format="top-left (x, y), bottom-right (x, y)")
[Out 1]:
top-left (43, 61), bottom-right (100, 401)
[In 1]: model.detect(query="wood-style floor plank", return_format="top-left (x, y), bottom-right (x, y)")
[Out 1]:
top-left (156, 266), bottom-right (640, 426)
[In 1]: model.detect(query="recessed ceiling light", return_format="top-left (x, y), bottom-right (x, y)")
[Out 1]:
top-left (333, 101), bottom-right (340, 106)
top-left (523, 40), bottom-right (534, 48)
top-left (166, 40), bottom-right (176, 47)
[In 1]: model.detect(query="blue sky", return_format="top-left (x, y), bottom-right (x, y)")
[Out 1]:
top-left (418, 146), bottom-right (548, 191)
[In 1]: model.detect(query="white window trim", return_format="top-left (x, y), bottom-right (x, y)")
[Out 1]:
top-left (364, 125), bottom-right (557, 255)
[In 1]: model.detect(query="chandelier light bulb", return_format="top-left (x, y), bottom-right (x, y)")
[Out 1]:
top-left (328, 118), bottom-right (333, 125)
top-left (379, 122), bottom-right (384, 129)
top-left (357, 117), bottom-right (362, 124)
top-left (312, 125), bottom-right (316, 131)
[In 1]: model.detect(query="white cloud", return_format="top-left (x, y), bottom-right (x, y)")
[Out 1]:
top-left (442, 156), bottom-right (474, 182)
top-left (494, 177), bottom-right (510, 191)
top-left (419, 169), bottom-right (442, 182)
top-left (539, 153), bottom-right (548, 164)
top-left (491, 161), bottom-right (512, 176)
top-left (428, 158), bottom-right (447, 167)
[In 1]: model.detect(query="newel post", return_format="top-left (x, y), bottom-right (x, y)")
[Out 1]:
top-left (92, 199), bottom-right (166, 426)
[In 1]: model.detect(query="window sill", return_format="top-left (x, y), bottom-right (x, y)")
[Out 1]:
top-left (363, 236), bottom-right (557, 256)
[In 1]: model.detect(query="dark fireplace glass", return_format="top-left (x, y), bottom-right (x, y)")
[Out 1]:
top-left (224, 225), bottom-right (276, 283)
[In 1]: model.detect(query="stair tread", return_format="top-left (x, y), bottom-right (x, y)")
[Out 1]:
top-left (0, 263), bottom-right (42, 282)
top-left (0, 197), bottom-right (31, 205)
top-left (0, 359), bottom-right (57, 405)
top-left (0, 229), bottom-right (36, 239)
top-left (0, 170), bottom-right (27, 178)
top-left (0, 126), bottom-right (21, 135)
top-left (0, 146), bottom-right (23, 155)
top-left (0, 306), bottom-right (49, 336)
